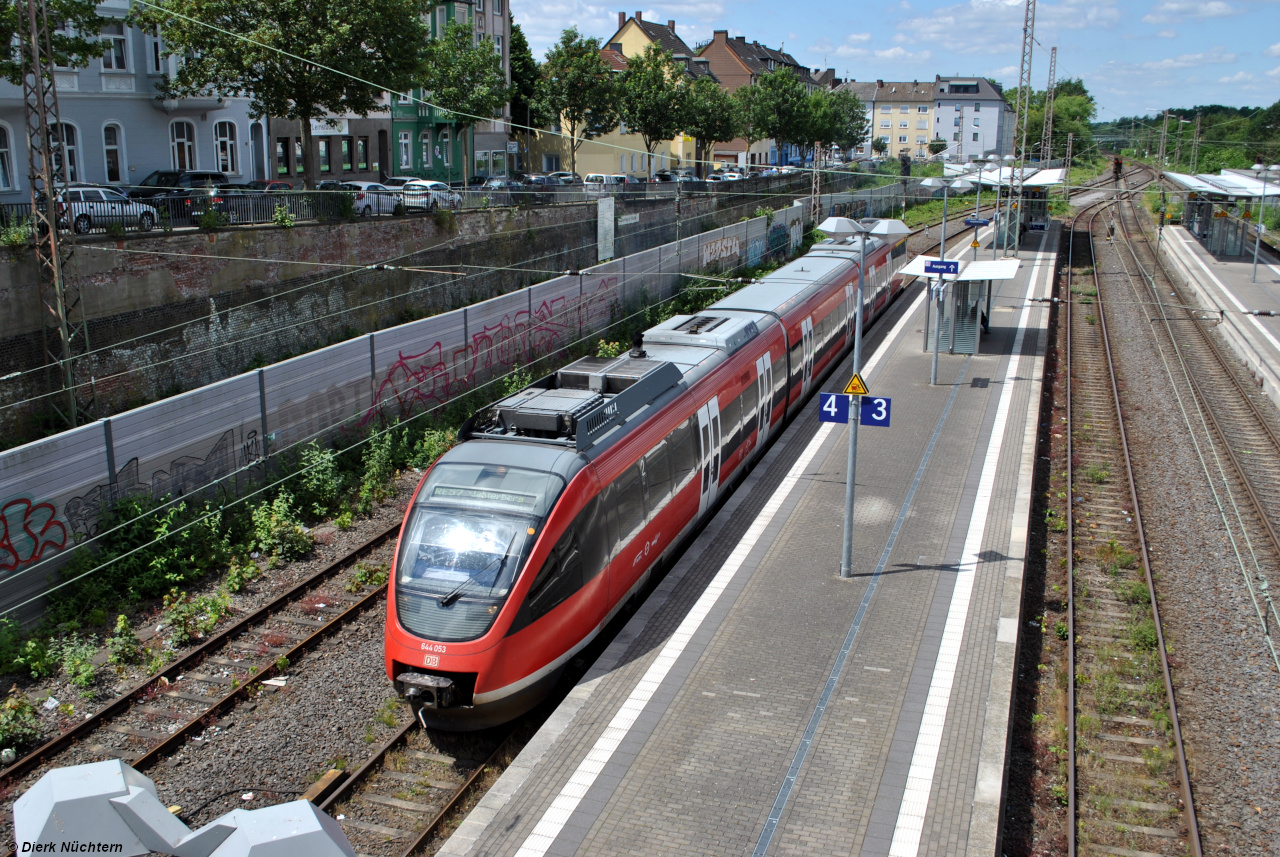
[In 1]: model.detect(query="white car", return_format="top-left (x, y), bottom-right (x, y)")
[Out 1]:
top-left (402, 179), bottom-right (461, 211)
top-left (341, 181), bottom-right (397, 216)
top-left (57, 184), bottom-right (159, 233)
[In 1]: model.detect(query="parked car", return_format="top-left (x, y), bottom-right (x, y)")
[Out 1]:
top-left (128, 170), bottom-right (229, 199)
top-left (546, 171), bottom-right (582, 185)
top-left (341, 181), bottom-right (398, 216)
top-left (401, 179), bottom-right (461, 211)
top-left (382, 176), bottom-right (418, 190)
top-left (477, 177), bottom-right (521, 205)
top-left (246, 180), bottom-right (293, 191)
top-left (519, 174), bottom-right (560, 204)
top-left (584, 173), bottom-right (624, 195)
top-left (55, 184), bottom-right (160, 233)
top-left (171, 186), bottom-right (274, 225)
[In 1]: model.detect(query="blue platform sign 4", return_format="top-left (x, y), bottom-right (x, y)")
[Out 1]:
top-left (859, 396), bottom-right (891, 427)
top-left (964, 218), bottom-right (991, 226)
top-left (924, 260), bottom-right (959, 275)
top-left (819, 392), bottom-right (850, 424)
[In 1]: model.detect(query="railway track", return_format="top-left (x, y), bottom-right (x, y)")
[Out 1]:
top-left (1062, 174), bottom-right (1202, 857)
top-left (0, 522), bottom-right (400, 793)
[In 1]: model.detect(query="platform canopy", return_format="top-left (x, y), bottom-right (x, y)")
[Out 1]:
top-left (900, 255), bottom-right (1022, 281)
top-left (1164, 169), bottom-right (1280, 200)
top-left (1023, 168), bottom-right (1066, 187)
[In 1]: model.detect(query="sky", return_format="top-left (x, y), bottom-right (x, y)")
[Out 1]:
top-left (514, 0), bottom-right (1280, 124)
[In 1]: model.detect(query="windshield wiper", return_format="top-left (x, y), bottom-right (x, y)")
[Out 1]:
top-left (437, 537), bottom-right (515, 607)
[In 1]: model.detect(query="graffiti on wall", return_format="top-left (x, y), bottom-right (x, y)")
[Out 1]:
top-left (367, 276), bottom-right (620, 421)
top-left (701, 235), bottom-right (741, 268)
top-left (62, 427), bottom-right (263, 539)
top-left (0, 499), bottom-right (69, 573)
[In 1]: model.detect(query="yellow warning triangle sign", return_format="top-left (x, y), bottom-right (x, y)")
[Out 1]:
top-left (843, 373), bottom-right (869, 396)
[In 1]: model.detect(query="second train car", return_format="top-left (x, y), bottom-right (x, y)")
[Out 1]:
top-left (385, 221), bottom-right (910, 729)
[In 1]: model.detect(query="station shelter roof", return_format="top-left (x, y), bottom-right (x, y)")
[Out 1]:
top-left (943, 163), bottom-right (1038, 189)
top-left (1164, 170), bottom-right (1280, 200)
top-left (900, 255), bottom-right (1021, 281)
top-left (1023, 168), bottom-right (1066, 187)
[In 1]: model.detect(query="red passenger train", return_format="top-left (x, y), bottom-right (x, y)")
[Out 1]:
top-left (385, 223), bottom-right (910, 729)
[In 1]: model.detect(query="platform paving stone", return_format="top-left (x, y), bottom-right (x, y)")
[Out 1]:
top-left (438, 225), bottom-right (1056, 857)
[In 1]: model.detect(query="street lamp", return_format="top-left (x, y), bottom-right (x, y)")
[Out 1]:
top-left (921, 177), bottom-right (973, 385)
top-left (1251, 163), bottom-right (1280, 284)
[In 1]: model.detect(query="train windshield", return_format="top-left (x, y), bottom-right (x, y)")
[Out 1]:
top-left (395, 463), bottom-right (564, 642)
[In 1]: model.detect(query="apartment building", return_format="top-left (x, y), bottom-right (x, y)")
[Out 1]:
top-left (0, 0), bottom-right (260, 203)
top-left (837, 80), bottom-right (935, 159)
top-left (932, 76), bottom-right (1015, 158)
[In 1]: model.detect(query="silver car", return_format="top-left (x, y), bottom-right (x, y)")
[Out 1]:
top-left (59, 185), bottom-right (159, 233)
top-left (341, 181), bottom-right (398, 216)
top-left (401, 179), bottom-right (461, 212)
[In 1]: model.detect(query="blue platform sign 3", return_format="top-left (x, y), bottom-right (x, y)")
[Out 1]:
top-left (860, 396), bottom-right (891, 427)
top-left (819, 392), bottom-right (850, 424)
top-left (964, 218), bottom-right (991, 226)
top-left (924, 260), bottom-right (959, 275)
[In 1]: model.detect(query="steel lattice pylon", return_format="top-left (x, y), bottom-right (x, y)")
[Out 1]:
top-left (1040, 47), bottom-right (1057, 162)
top-left (1003, 0), bottom-right (1036, 257)
top-left (19, 0), bottom-right (88, 429)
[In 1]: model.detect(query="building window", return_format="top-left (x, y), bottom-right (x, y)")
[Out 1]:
top-left (476, 13), bottom-right (484, 31)
top-left (493, 0), bottom-right (502, 12)
top-left (318, 138), bottom-right (331, 172)
top-left (899, 105), bottom-right (908, 113)
top-left (955, 104), bottom-right (962, 111)
top-left (342, 137), bottom-right (353, 170)
top-left (916, 120), bottom-right (928, 130)
top-left (439, 129), bottom-right (451, 166)
top-left (494, 34), bottom-right (502, 55)
top-left (146, 29), bottom-right (163, 73)
top-left (294, 138), bottom-right (304, 173)
top-left (276, 137), bottom-right (290, 175)
top-left (973, 132), bottom-right (979, 142)
top-left (103, 124), bottom-right (123, 183)
top-left (880, 105), bottom-right (891, 113)
top-left (398, 131), bottom-right (411, 169)
top-left (953, 132), bottom-right (960, 141)
top-left (542, 153), bottom-right (560, 172)
top-left (918, 105), bottom-right (928, 113)
top-left (899, 120), bottom-right (907, 128)
top-left (435, 5), bottom-right (447, 34)
top-left (879, 121), bottom-right (890, 129)
top-left (492, 151), bottom-right (506, 176)
top-left (630, 153), bottom-right (636, 172)
top-left (100, 21), bottom-right (127, 71)
top-left (170, 121), bottom-right (194, 171)
top-left (898, 135), bottom-right (907, 144)
top-left (974, 102), bottom-right (981, 111)
top-left (973, 117), bottom-right (980, 127)
top-left (475, 149), bottom-right (490, 177)
top-left (0, 125), bottom-right (15, 190)
top-left (214, 121), bottom-right (237, 173)
top-left (398, 91), bottom-right (412, 104)
top-left (916, 136), bottom-right (926, 144)
top-left (419, 131), bottom-right (431, 168)
top-left (476, 0), bottom-right (483, 11)
top-left (358, 137), bottom-right (369, 170)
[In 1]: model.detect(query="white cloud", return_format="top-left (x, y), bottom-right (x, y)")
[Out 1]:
top-left (1156, 29), bottom-right (1177, 37)
top-left (1140, 48), bottom-right (1236, 70)
top-left (1266, 65), bottom-right (1280, 78)
top-left (1141, 0), bottom-right (1234, 23)
top-left (1265, 42), bottom-right (1280, 58)
top-left (1218, 71), bottom-right (1254, 83)
top-left (833, 44), bottom-right (932, 63)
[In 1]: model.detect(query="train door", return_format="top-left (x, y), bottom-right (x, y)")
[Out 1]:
top-left (800, 317), bottom-right (815, 396)
top-left (697, 397), bottom-right (722, 516)
top-left (755, 352), bottom-right (773, 449)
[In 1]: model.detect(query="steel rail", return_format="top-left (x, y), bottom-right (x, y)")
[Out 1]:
top-left (0, 521), bottom-right (400, 787)
top-left (1088, 169), bottom-right (1203, 855)
top-left (397, 733), bottom-right (515, 857)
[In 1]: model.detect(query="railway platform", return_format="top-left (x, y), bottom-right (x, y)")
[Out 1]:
top-left (1159, 224), bottom-right (1280, 409)
top-left (437, 224), bottom-right (1060, 857)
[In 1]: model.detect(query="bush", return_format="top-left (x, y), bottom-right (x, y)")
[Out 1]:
top-left (197, 208), bottom-right (227, 231)
top-left (1, 217), bottom-right (33, 248)
top-left (272, 202), bottom-right (296, 229)
top-left (50, 635), bottom-right (97, 690)
top-left (105, 222), bottom-right (126, 239)
top-left (356, 431), bottom-right (397, 515)
top-left (409, 428), bottom-right (456, 471)
top-left (10, 638), bottom-right (56, 680)
top-left (0, 689), bottom-right (40, 750)
top-left (162, 588), bottom-right (231, 646)
top-left (223, 554), bottom-right (259, 593)
top-left (597, 340), bottom-right (625, 358)
top-left (250, 492), bottom-right (312, 561)
top-left (293, 441), bottom-right (343, 518)
top-left (105, 615), bottom-right (141, 668)
top-left (48, 496), bottom-right (231, 625)
top-left (393, 202), bottom-right (407, 217)
top-left (336, 192), bottom-right (357, 221)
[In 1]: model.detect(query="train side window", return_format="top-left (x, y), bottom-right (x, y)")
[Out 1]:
top-left (891, 240), bottom-right (906, 259)
top-left (740, 379), bottom-right (758, 441)
top-left (644, 441), bottom-right (672, 515)
top-left (771, 354), bottom-right (787, 411)
top-left (614, 463), bottom-right (646, 546)
top-left (575, 495), bottom-right (607, 581)
top-left (720, 393), bottom-right (742, 457)
top-left (790, 337), bottom-right (804, 390)
top-left (669, 417), bottom-right (697, 491)
top-left (527, 521), bottom-right (583, 620)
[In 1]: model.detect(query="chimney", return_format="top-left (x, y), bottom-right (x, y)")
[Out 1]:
top-left (668, 19), bottom-right (676, 32)
top-left (713, 29), bottom-right (727, 39)
top-left (734, 35), bottom-right (746, 42)
top-left (618, 11), bottom-right (625, 28)
top-left (635, 10), bottom-right (642, 21)
top-left (876, 79), bottom-right (883, 88)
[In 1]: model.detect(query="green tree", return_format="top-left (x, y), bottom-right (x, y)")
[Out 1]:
top-left (928, 137), bottom-right (948, 155)
top-left (871, 137), bottom-right (888, 156)
top-left (828, 90), bottom-right (869, 154)
top-left (684, 77), bottom-right (742, 175)
top-left (508, 23), bottom-right (548, 170)
top-left (756, 68), bottom-right (810, 162)
top-left (542, 27), bottom-right (619, 175)
top-left (733, 82), bottom-right (772, 162)
top-left (619, 42), bottom-right (688, 172)
top-left (0, 0), bottom-right (106, 85)
top-left (418, 19), bottom-right (509, 183)
top-left (132, 0), bottom-right (430, 189)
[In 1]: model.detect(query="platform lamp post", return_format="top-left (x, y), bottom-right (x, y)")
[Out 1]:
top-left (987, 154), bottom-right (1002, 259)
top-left (1251, 164), bottom-right (1279, 284)
top-left (998, 154), bottom-right (1016, 258)
top-left (920, 177), bottom-right (973, 385)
